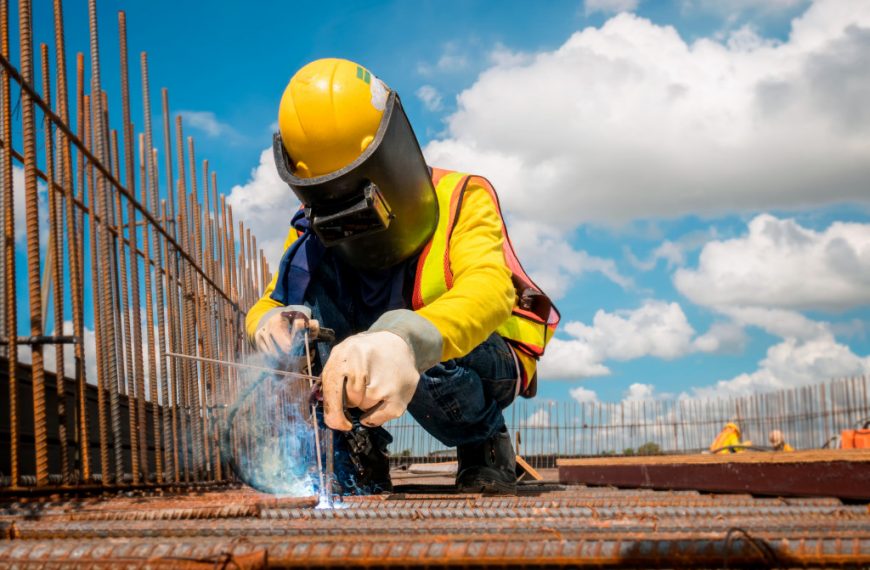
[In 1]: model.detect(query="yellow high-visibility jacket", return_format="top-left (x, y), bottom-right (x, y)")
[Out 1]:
top-left (246, 169), bottom-right (557, 388)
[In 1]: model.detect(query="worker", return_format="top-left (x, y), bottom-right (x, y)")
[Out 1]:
top-left (709, 422), bottom-right (751, 454)
top-left (247, 59), bottom-right (559, 495)
top-left (768, 430), bottom-right (794, 452)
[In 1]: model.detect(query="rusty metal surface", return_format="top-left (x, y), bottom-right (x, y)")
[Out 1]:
top-left (558, 451), bottom-right (870, 500)
top-left (1, 483), bottom-right (869, 568)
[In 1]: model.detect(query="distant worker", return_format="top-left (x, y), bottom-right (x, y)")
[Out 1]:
top-left (247, 59), bottom-right (559, 495)
top-left (768, 430), bottom-right (794, 452)
top-left (710, 422), bottom-right (752, 454)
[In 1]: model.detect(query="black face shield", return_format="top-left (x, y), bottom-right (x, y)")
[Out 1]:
top-left (273, 92), bottom-right (438, 270)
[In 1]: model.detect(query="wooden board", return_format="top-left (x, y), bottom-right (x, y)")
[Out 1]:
top-left (558, 450), bottom-right (870, 500)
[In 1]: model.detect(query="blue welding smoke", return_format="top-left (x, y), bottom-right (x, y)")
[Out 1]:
top-left (223, 352), bottom-right (319, 497)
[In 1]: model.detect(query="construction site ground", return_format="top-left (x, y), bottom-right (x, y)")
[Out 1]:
top-left (2, 461), bottom-right (869, 569)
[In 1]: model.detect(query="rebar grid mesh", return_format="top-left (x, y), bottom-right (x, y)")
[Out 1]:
top-left (0, 0), bottom-right (271, 490)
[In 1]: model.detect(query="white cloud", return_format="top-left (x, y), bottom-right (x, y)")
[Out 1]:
top-left (416, 85), bottom-right (444, 112)
top-left (424, 2), bottom-right (870, 231)
top-left (509, 220), bottom-right (631, 300)
top-left (567, 300), bottom-right (696, 360)
top-left (226, 148), bottom-right (299, 267)
top-left (675, 214), bottom-right (870, 312)
top-left (681, 0), bottom-right (809, 26)
top-left (178, 110), bottom-right (237, 139)
top-left (586, 0), bottom-right (639, 16)
top-left (693, 333), bottom-right (870, 398)
top-left (540, 300), bottom-right (729, 379)
top-left (521, 408), bottom-right (551, 427)
top-left (417, 43), bottom-right (470, 76)
top-left (12, 165), bottom-right (48, 244)
top-left (623, 382), bottom-right (655, 401)
top-left (569, 385), bottom-right (599, 404)
top-left (692, 321), bottom-right (747, 353)
top-left (626, 228), bottom-right (719, 271)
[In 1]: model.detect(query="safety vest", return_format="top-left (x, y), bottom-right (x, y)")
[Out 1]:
top-left (271, 168), bottom-right (560, 383)
top-left (412, 168), bottom-right (560, 364)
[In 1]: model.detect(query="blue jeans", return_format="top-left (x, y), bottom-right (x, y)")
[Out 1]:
top-left (301, 267), bottom-right (519, 452)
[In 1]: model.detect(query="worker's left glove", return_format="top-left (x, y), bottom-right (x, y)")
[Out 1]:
top-left (254, 305), bottom-right (320, 358)
top-left (321, 331), bottom-right (420, 431)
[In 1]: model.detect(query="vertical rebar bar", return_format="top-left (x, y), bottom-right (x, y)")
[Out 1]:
top-left (18, 0), bottom-right (49, 487)
top-left (40, 43), bottom-right (71, 484)
top-left (117, 10), bottom-right (147, 484)
top-left (138, 132), bottom-right (159, 481)
top-left (140, 52), bottom-right (165, 483)
top-left (0, 0), bottom-right (18, 489)
top-left (174, 116), bottom-right (192, 482)
top-left (149, 146), bottom-right (168, 483)
top-left (111, 126), bottom-right (139, 483)
top-left (88, 0), bottom-right (124, 485)
top-left (52, 0), bottom-right (89, 484)
top-left (161, 202), bottom-right (181, 481)
top-left (186, 138), bottom-right (205, 477)
top-left (161, 89), bottom-right (175, 236)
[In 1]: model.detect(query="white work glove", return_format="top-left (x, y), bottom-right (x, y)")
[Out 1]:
top-left (321, 331), bottom-right (420, 431)
top-left (254, 305), bottom-right (320, 357)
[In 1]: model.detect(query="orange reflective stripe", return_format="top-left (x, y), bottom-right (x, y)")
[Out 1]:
top-left (414, 171), bottom-right (466, 308)
top-left (413, 168), bottom-right (559, 361)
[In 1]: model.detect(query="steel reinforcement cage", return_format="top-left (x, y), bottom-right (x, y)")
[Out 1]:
top-left (0, 0), bottom-right (272, 490)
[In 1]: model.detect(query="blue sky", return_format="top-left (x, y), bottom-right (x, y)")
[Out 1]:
top-left (18, 0), bottom-right (870, 406)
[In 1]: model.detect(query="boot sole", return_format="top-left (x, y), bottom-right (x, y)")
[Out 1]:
top-left (457, 478), bottom-right (517, 495)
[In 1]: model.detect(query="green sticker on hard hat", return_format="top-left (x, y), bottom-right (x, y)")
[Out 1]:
top-left (356, 66), bottom-right (371, 84)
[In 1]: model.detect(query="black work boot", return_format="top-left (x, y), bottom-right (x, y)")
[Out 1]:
top-left (456, 427), bottom-right (517, 494)
top-left (333, 426), bottom-right (393, 495)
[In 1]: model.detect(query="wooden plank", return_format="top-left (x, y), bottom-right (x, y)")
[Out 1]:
top-left (515, 455), bottom-right (543, 481)
top-left (558, 450), bottom-right (870, 500)
top-left (557, 449), bottom-right (870, 466)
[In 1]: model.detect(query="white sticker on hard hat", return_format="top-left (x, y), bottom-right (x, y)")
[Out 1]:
top-left (370, 77), bottom-right (388, 111)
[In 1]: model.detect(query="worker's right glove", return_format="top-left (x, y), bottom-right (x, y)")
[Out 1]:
top-left (254, 305), bottom-right (320, 358)
top-left (321, 331), bottom-right (420, 431)
top-left (321, 309), bottom-right (444, 431)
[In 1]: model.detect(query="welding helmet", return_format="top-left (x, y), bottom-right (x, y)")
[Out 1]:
top-left (274, 58), bottom-right (437, 270)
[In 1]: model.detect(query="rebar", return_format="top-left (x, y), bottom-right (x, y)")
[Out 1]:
top-left (1, 0), bottom-right (18, 489)
top-left (19, 0), bottom-right (49, 488)
top-left (40, 43), bottom-right (70, 484)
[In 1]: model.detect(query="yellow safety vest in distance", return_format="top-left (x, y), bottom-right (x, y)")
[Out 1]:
top-left (412, 168), bottom-right (560, 390)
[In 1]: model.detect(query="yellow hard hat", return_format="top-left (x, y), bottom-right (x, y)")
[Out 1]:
top-left (278, 58), bottom-right (389, 178)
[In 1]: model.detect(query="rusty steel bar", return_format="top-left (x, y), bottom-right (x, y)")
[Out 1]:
top-left (118, 10), bottom-right (147, 485)
top-left (161, 201), bottom-right (179, 481)
top-left (185, 142), bottom-right (206, 478)
top-left (40, 43), bottom-right (71, 485)
top-left (161, 89), bottom-right (175, 236)
top-left (0, 0), bottom-right (320, 493)
top-left (141, 52), bottom-right (166, 484)
top-left (138, 132), bottom-right (160, 482)
top-left (1, 0), bottom-right (18, 489)
top-left (19, 0), bottom-right (49, 487)
top-left (85, 89), bottom-right (113, 486)
top-left (52, 0), bottom-right (89, 486)
top-left (71, 51), bottom-right (91, 483)
top-left (88, 0), bottom-right (125, 485)
top-left (174, 115), bottom-right (193, 483)
top-left (111, 124), bottom-right (140, 484)
top-left (0, 52), bottom-right (240, 311)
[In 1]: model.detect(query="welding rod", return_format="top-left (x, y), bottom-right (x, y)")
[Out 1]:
top-left (304, 330), bottom-right (327, 498)
top-left (165, 352), bottom-right (320, 382)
